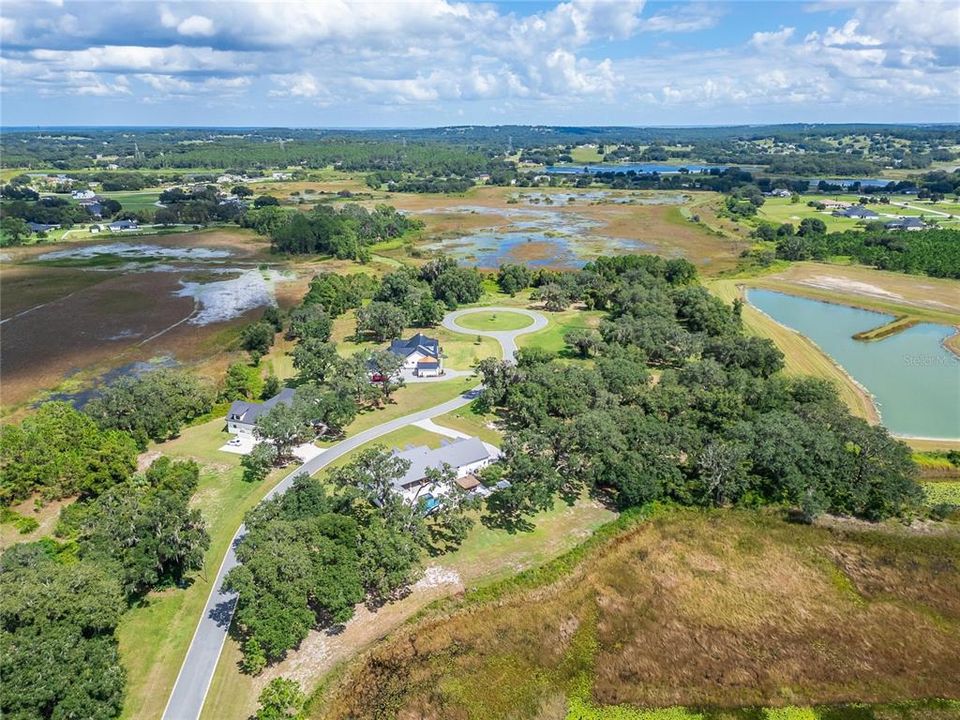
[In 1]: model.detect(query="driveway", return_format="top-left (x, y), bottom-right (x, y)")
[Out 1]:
top-left (163, 388), bottom-right (479, 720)
top-left (441, 306), bottom-right (548, 361)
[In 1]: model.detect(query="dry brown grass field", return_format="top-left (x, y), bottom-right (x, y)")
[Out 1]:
top-left (315, 509), bottom-right (960, 720)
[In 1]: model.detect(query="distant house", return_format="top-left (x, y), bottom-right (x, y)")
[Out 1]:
top-left (82, 201), bottom-right (104, 218)
top-left (109, 220), bottom-right (139, 232)
top-left (26, 222), bottom-right (60, 233)
top-left (832, 206), bottom-right (879, 219)
top-left (271, 172), bottom-right (292, 180)
top-left (390, 437), bottom-right (499, 504)
top-left (226, 388), bottom-right (296, 436)
top-left (387, 333), bottom-right (443, 377)
top-left (885, 217), bottom-right (926, 231)
top-left (769, 188), bottom-right (792, 198)
top-left (72, 189), bottom-right (96, 200)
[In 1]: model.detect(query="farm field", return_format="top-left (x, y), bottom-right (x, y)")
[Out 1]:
top-left (314, 508), bottom-right (960, 719)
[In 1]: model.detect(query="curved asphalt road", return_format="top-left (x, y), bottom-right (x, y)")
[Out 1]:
top-left (162, 307), bottom-right (546, 720)
top-left (441, 306), bottom-right (547, 361)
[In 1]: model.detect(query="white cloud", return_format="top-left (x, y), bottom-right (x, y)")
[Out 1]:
top-left (0, 0), bottom-right (956, 120)
top-left (177, 15), bottom-right (215, 37)
top-left (270, 72), bottom-right (324, 99)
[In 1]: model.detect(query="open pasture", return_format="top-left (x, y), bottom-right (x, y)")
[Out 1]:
top-left (316, 509), bottom-right (960, 719)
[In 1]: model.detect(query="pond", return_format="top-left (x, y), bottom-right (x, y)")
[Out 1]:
top-left (513, 191), bottom-right (689, 206)
top-left (419, 205), bottom-right (650, 269)
top-left (747, 289), bottom-right (960, 440)
top-left (546, 163), bottom-right (725, 175)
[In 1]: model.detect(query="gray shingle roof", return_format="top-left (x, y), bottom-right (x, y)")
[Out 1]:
top-left (388, 333), bottom-right (439, 359)
top-left (227, 387), bottom-right (296, 426)
top-left (391, 437), bottom-right (492, 490)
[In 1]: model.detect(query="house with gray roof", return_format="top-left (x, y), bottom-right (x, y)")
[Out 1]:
top-left (391, 437), bottom-right (498, 504)
top-left (226, 387), bottom-right (297, 436)
top-left (26, 222), bottom-right (61, 234)
top-left (884, 217), bottom-right (927, 231)
top-left (832, 205), bottom-right (879, 220)
top-left (109, 219), bottom-right (139, 232)
top-left (387, 333), bottom-right (443, 377)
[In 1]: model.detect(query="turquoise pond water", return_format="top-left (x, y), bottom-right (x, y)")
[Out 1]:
top-left (747, 289), bottom-right (960, 440)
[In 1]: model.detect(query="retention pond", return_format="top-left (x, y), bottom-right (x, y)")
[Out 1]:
top-left (747, 289), bottom-right (960, 440)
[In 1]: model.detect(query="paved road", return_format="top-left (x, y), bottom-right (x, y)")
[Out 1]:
top-left (162, 389), bottom-right (479, 720)
top-left (442, 306), bottom-right (547, 360)
top-left (163, 306), bottom-right (546, 719)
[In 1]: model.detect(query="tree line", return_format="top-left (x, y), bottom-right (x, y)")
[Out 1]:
top-left (474, 254), bottom-right (921, 528)
top-left (774, 228), bottom-right (960, 279)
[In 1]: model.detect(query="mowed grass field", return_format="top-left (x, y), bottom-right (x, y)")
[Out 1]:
top-left (455, 310), bottom-right (535, 331)
top-left (755, 195), bottom-right (960, 232)
top-left (314, 508), bottom-right (960, 720)
top-left (117, 419), bottom-right (292, 720)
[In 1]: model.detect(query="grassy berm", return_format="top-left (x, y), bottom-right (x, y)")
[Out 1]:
top-left (312, 509), bottom-right (960, 720)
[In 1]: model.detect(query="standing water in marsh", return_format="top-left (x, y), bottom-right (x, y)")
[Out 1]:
top-left (747, 289), bottom-right (960, 440)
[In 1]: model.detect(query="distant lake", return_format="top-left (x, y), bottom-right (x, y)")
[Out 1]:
top-left (546, 163), bottom-right (726, 175)
top-left (748, 289), bottom-right (960, 440)
top-left (809, 178), bottom-right (902, 189)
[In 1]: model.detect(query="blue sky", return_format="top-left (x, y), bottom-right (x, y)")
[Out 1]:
top-left (1, 0), bottom-right (958, 127)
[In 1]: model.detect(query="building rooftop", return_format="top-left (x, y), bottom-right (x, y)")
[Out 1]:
top-left (391, 437), bottom-right (492, 491)
top-left (227, 387), bottom-right (296, 426)
top-left (389, 333), bottom-right (440, 359)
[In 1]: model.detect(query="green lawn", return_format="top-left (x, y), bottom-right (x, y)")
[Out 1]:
top-left (99, 190), bottom-right (162, 213)
top-left (318, 376), bottom-right (479, 445)
top-left (455, 310), bottom-right (534, 331)
top-left (569, 145), bottom-right (604, 163)
top-left (516, 308), bottom-right (604, 356)
top-left (433, 405), bottom-right (503, 446)
top-left (118, 419), bottom-right (289, 720)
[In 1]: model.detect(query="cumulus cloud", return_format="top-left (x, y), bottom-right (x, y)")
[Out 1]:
top-left (0, 0), bottom-right (956, 121)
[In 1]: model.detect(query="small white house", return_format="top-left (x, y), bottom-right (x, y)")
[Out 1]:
top-left (390, 437), bottom-right (499, 505)
top-left (72, 189), bottom-right (96, 200)
top-left (387, 333), bottom-right (443, 377)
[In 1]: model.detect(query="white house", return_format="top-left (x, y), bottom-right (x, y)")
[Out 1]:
top-left (72, 189), bottom-right (96, 200)
top-left (226, 388), bottom-right (296, 436)
top-left (390, 437), bottom-right (499, 505)
top-left (387, 333), bottom-right (443, 377)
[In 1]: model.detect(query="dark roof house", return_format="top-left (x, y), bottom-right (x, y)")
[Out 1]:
top-left (832, 206), bottom-right (879, 219)
top-left (227, 388), bottom-right (296, 429)
top-left (388, 333), bottom-right (440, 360)
top-left (109, 220), bottom-right (139, 231)
top-left (26, 222), bottom-right (61, 233)
top-left (885, 217), bottom-right (926, 230)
